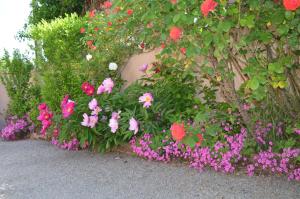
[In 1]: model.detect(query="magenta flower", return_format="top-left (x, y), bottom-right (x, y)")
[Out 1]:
top-left (129, 117), bottom-right (139, 134)
top-left (97, 78), bottom-right (114, 94)
top-left (139, 64), bottom-right (148, 72)
top-left (89, 98), bottom-right (98, 110)
top-left (38, 103), bottom-right (48, 111)
top-left (62, 100), bottom-right (75, 118)
top-left (139, 93), bottom-right (153, 108)
top-left (295, 129), bottom-right (300, 135)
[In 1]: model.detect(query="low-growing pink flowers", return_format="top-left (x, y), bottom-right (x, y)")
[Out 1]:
top-left (139, 93), bottom-right (153, 108)
top-left (81, 113), bottom-right (99, 128)
top-left (109, 111), bottom-right (121, 133)
top-left (89, 98), bottom-right (98, 110)
top-left (97, 78), bottom-right (114, 94)
top-left (61, 95), bottom-right (75, 118)
top-left (129, 117), bottom-right (139, 134)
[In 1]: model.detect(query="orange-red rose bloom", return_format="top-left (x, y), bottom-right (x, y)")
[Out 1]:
top-left (196, 134), bottom-right (204, 145)
top-left (127, 9), bottom-right (133, 15)
top-left (103, 1), bottom-right (112, 9)
top-left (201, 0), bottom-right (218, 17)
top-left (169, 26), bottom-right (182, 41)
top-left (283, 0), bottom-right (300, 10)
top-left (180, 47), bottom-right (186, 55)
top-left (171, 123), bottom-right (186, 141)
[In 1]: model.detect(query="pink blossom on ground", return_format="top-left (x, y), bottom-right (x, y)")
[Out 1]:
top-left (129, 117), bottom-right (139, 134)
top-left (295, 129), bottom-right (300, 135)
top-left (139, 93), bottom-right (153, 108)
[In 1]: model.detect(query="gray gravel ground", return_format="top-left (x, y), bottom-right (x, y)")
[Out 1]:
top-left (0, 140), bottom-right (299, 199)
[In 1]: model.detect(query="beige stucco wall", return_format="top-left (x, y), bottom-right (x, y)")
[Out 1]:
top-left (121, 50), bottom-right (246, 102)
top-left (0, 83), bottom-right (9, 129)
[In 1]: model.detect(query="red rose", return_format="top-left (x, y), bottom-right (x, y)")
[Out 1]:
top-left (283, 0), bottom-right (300, 10)
top-left (196, 134), bottom-right (204, 145)
top-left (170, 0), bottom-right (177, 4)
top-left (86, 40), bottom-right (93, 47)
top-left (180, 47), bottom-right (186, 55)
top-left (171, 123), bottom-right (186, 141)
top-left (127, 9), bottom-right (133, 15)
top-left (80, 27), bottom-right (85, 34)
top-left (103, 1), bottom-right (112, 9)
top-left (89, 10), bottom-right (96, 18)
top-left (169, 26), bottom-right (182, 41)
top-left (201, 0), bottom-right (218, 17)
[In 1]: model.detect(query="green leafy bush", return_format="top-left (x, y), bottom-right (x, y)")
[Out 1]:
top-left (0, 50), bottom-right (37, 117)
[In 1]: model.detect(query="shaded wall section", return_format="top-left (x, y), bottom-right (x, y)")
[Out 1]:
top-left (0, 83), bottom-right (9, 129)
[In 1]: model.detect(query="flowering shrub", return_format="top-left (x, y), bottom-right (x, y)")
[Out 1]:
top-left (0, 115), bottom-right (33, 141)
top-left (37, 103), bottom-right (53, 136)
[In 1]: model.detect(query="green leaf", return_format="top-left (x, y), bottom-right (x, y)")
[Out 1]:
top-left (268, 63), bottom-right (284, 74)
top-left (247, 78), bottom-right (260, 90)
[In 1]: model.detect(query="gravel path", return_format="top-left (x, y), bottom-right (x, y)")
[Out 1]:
top-left (0, 140), bottom-right (299, 199)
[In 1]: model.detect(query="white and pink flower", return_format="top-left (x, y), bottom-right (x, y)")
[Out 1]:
top-left (139, 93), bottom-right (153, 108)
top-left (129, 117), bottom-right (139, 134)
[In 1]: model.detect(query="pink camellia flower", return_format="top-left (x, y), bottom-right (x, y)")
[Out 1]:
top-left (38, 103), bottom-right (48, 111)
top-left (81, 113), bottom-right (90, 127)
top-left (129, 117), bottom-right (139, 134)
top-left (139, 64), bottom-right (148, 72)
top-left (62, 100), bottom-right (75, 118)
top-left (97, 78), bottom-right (114, 94)
top-left (139, 93), bottom-right (153, 108)
top-left (89, 115), bottom-right (98, 128)
top-left (201, 0), bottom-right (218, 17)
top-left (89, 99), bottom-right (98, 110)
top-left (91, 106), bottom-right (102, 116)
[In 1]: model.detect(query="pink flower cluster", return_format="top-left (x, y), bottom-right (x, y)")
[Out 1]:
top-left (61, 95), bottom-right (75, 118)
top-left (0, 115), bottom-right (32, 140)
top-left (131, 128), bottom-right (300, 181)
top-left (81, 98), bottom-right (101, 128)
top-left (246, 145), bottom-right (300, 181)
top-left (131, 128), bottom-right (247, 174)
top-left (37, 103), bottom-right (53, 136)
top-left (51, 137), bottom-right (81, 151)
